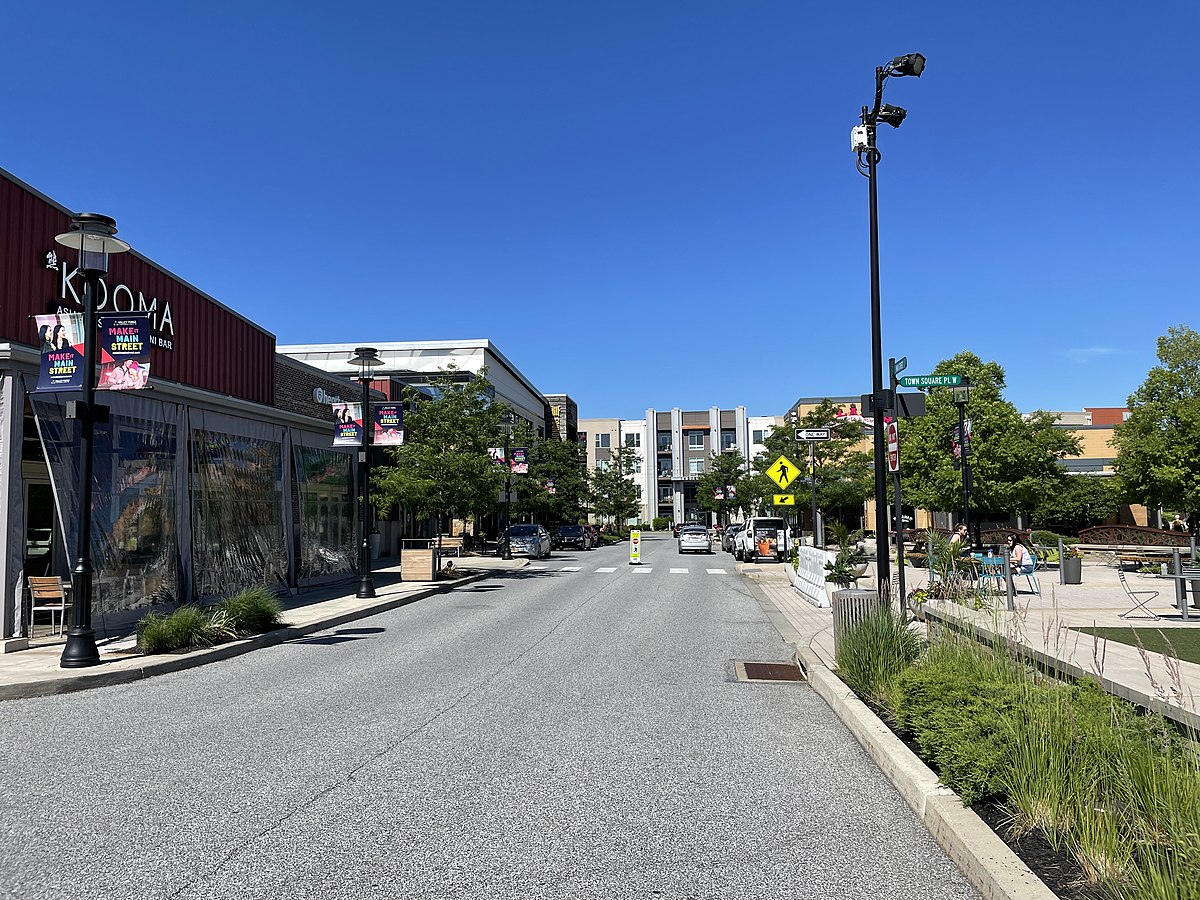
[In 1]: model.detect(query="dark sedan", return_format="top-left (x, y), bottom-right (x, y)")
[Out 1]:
top-left (556, 524), bottom-right (594, 550)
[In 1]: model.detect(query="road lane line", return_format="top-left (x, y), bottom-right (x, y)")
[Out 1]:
top-left (706, 568), bottom-right (728, 574)
top-left (669, 568), bottom-right (689, 574)
top-left (560, 566), bottom-right (582, 572)
top-left (595, 567), bottom-right (617, 573)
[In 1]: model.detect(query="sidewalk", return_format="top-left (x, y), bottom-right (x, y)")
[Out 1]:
top-left (0, 556), bottom-right (526, 702)
top-left (750, 558), bottom-right (1200, 730)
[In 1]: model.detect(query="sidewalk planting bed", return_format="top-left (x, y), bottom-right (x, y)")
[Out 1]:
top-left (837, 609), bottom-right (1200, 900)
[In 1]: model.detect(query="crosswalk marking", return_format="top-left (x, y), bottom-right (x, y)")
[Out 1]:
top-left (633, 567), bottom-right (653, 573)
top-left (669, 568), bottom-right (689, 574)
top-left (595, 567), bottom-right (617, 573)
top-left (706, 568), bottom-right (728, 575)
top-left (561, 566), bottom-right (582, 572)
top-left (528, 565), bottom-right (549, 570)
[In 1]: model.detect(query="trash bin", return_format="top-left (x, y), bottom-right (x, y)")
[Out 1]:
top-left (831, 588), bottom-right (885, 655)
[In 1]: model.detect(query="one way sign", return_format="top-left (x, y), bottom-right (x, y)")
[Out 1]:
top-left (795, 428), bottom-right (832, 442)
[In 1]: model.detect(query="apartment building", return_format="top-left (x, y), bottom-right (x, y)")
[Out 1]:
top-left (581, 408), bottom-right (784, 525)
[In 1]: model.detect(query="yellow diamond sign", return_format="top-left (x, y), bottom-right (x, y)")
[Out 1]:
top-left (774, 494), bottom-right (795, 506)
top-left (767, 454), bottom-right (801, 490)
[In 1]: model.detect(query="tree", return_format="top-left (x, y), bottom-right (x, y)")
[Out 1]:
top-left (899, 352), bottom-right (1081, 519)
top-left (590, 446), bottom-right (641, 531)
top-left (1113, 325), bottom-right (1200, 529)
top-left (1031, 474), bottom-right (1126, 535)
top-left (373, 367), bottom-right (504, 535)
top-left (510, 429), bottom-right (592, 525)
top-left (696, 449), bottom-right (749, 526)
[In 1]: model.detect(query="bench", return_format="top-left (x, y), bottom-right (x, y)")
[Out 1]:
top-left (1073, 544), bottom-right (1180, 568)
top-left (437, 536), bottom-right (464, 557)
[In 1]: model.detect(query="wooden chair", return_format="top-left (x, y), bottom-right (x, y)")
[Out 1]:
top-left (28, 576), bottom-right (70, 636)
top-left (1118, 570), bottom-right (1159, 620)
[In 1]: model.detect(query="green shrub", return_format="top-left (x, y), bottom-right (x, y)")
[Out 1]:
top-left (835, 609), bottom-right (921, 709)
top-left (137, 605), bottom-right (220, 654)
top-left (652, 517), bottom-right (670, 531)
top-left (219, 585), bottom-right (283, 634)
top-left (1031, 529), bottom-right (1079, 547)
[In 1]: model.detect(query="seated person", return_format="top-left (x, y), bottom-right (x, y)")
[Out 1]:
top-left (949, 523), bottom-right (969, 552)
top-left (1008, 535), bottom-right (1035, 575)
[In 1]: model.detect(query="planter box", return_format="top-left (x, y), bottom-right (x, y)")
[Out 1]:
top-left (401, 548), bottom-right (438, 582)
top-left (1062, 556), bottom-right (1082, 584)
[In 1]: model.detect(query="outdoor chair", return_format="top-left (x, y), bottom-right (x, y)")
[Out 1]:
top-left (1118, 569), bottom-right (1160, 620)
top-left (1018, 552), bottom-right (1041, 595)
top-left (28, 576), bottom-right (70, 636)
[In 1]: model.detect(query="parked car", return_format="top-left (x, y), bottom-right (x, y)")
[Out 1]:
top-left (678, 524), bottom-right (713, 554)
top-left (721, 523), bottom-right (744, 553)
top-left (556, 524), bottom-right (593, 550)
top-left (735, 516), bottom-right (789, 562)
top-left (502, 523), bottom-right (552, 559)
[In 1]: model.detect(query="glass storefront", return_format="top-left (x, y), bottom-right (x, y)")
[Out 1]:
top-left (292, 439), bottom-right (355, 581)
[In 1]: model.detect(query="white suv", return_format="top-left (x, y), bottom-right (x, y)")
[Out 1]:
top-left (735, 516), bottom-right (789, 562)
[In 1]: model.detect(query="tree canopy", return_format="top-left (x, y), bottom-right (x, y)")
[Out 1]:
top-left (695, 449), bottom-right (749, 525)
top-left (373, 367), bottom-right (504, 529)
top-left (898, 352), bottom-right (1080, 518)
top-left (1113, 325), bottom-right (1200, 528)
top-left (509, 426), bottom-right (592, 525)
top-left (591, 446), bottom-right (641, 529)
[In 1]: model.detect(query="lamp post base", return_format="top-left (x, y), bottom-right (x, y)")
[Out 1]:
top-left (356, 578), bottom-right (376, 599)
top-left (59, 628), bottom-right (101, 668)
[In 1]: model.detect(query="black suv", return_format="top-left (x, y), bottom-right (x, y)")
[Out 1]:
top-left (556, 524), bottom-right (593, 550)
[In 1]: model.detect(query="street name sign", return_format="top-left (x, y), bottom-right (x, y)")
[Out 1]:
top-left (774, 494), bottom-right (795, 506)
top-left (898, 374), bottom-right (961, 387)
top-left (794, 428), bottom-right (832, 442)
top-left (893, 356), bottom-right (908, 376)
top-left (767, 455), bottom-right (801, 490)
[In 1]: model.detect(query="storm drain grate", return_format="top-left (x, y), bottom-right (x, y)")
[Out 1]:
top-left (736, 661), bottom-right (806, 682)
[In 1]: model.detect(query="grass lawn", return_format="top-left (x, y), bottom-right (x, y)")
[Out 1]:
top-left (1073, 625), bottom-right (1200, 665)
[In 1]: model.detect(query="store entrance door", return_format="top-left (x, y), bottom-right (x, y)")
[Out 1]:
top-left (24, 480), bottom-right (55, 579)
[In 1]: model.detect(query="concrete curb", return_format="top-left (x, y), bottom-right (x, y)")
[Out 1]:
top-left (0, 571), bottom-right (494, 702)
top-left (794, 645), bottom-right (1057, 900)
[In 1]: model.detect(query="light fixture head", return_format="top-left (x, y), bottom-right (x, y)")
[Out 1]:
top-left (889, 53), bottom-right (926, 77)
top-left (54, 212), bottom-right (130, 276)
top-left (878, 104), bottom-right (907, 128)
top-left (347, 346), bottom-right (382, 379)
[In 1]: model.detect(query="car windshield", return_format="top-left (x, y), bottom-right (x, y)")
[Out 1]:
top-left (508, 525), bottom-right (537, 536)
top-left (559, 526), bottom-right (583, 536)
top-left (682, 526), bottom-right (707, 534)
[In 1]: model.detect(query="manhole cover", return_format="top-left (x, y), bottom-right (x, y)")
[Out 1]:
top-left (736, 661), bottom-right (806, 682)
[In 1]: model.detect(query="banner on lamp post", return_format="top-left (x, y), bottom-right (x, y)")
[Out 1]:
top-left (373, 404), bottom-right (404, 445)
top-left (97, 315), bottom-right (151, 391)
top-left (509, 448), bottom-right (528, 474)
top-left (33, 313), bottom-right (85, 392)
top-left (332, 402), bottom-right (364, 446)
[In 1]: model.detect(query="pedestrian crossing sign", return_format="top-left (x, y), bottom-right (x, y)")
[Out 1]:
top-left (773, 494), bottom-right (795, 506)
top-left (767, 454), bottom-right (801, 490)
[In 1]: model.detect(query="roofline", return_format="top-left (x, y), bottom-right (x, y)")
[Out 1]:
top-left (0, 165), bottom-right (274, 341)
top-left (277, 339), bottom-right (547, 406)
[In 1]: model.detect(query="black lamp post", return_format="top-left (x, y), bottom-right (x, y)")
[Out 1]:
top-left (53, 213), bottom-right (131, 668)
top-left (501, 412), bottom-right (515, 559)
top-left (953, 379), bottom-right (973, 547)
top-left (348, 347), bottom-right (382, 598)
top-left (854, 52), bottom-right (925, 594)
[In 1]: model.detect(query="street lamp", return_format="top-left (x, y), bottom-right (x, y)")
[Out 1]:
top-left (348, 347), bottom-right (382, 598)
top-left (501, 412), bottom-right (515, 560)
top-left (952, 379), bottom-right (974, 548)
top-left (853, 51), bottom-right (925, 594)
top-left (53, 213), bottom-right (131, 668)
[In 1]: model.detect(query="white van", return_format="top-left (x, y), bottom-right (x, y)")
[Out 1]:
top-left (735, 516), bottom-right (789, 562)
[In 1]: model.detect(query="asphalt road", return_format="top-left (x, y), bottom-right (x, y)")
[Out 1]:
top-left (0, 533), bottom-right (979, 900)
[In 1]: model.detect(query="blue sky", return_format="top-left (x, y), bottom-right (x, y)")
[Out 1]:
top-left (3, 2), bottom-right (1196, 421)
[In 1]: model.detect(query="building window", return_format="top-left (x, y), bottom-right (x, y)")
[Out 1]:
top-left (689, 458), bottom-right (704, 475)
top-left (624, 433), bottom-right (641, 448)
top-left (596, 459), bottom-right (610, 472)
top-left (658, 462), bottom-right (672, 477)
top-left (631, 459), bottom-right (642, 474)
top-left (658, 485), bottom-right (672, 502)
top-left (657, 432), bottom-right (671, 453)
top-left (687, 432), bottom-right (704, 449)
top-left (721, 430), bottom-right (736, 451)
top-left (596, 433), bottom-right (610, 449)
top-left (752, 429), bottom-right (765, 444)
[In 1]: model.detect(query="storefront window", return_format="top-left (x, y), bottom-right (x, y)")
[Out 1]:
top-left (190, 424), bottom-right (286, 597)
top-left (293, 443), bottom-right (355, 580)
